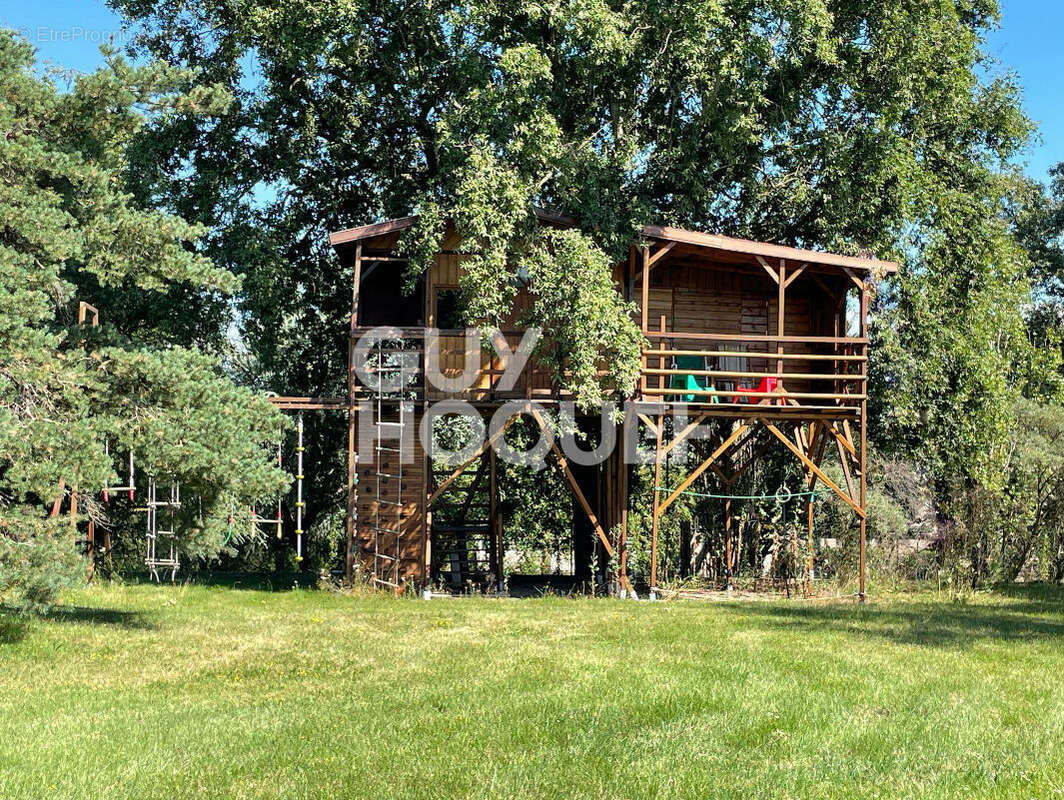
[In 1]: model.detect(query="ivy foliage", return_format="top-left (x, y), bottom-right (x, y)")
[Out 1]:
top-left (0, 32), bottom-right (287, 609)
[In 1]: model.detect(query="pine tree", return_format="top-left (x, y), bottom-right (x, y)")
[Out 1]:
top-left (0, 32), bottom-right (288, 610)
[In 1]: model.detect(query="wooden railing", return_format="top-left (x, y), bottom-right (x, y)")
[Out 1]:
top-left (349, 326), bottom-right (867, 413)
top-left (638, 330), bottom-right (867, 412)
top-left (349, 326), bottom-right (565, 402)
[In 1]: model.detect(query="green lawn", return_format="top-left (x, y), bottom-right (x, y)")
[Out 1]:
top-left (2, 582), bottom-right (1064, 799)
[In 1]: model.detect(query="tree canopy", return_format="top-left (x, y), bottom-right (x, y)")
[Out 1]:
top-left (109, 0), bottom-right (1046, 484)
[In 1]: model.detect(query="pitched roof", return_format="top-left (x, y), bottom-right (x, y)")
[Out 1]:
top-left (327, 208), bottom-right (576, 247)
top-left (328, 215), bottom-right (419, 247)
top-left (327, 213), bottom-right (898, 274)
top-left (641, 225), bottom-right (898, 274)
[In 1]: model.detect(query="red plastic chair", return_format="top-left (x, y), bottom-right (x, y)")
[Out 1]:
top-left (732, 376), bottom-right (782, 405)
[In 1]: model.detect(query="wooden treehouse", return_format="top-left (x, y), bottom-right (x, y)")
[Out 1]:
top-left (326, 211), bottom-right (896, 597)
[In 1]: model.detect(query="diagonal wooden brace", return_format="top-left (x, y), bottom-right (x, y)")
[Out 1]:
top-left (661, 412), bottom-right (710, 458)
top-left (762, 421), bottom-right (866, 518)
top-left (428, 415), bottom-right (516, 505)
top-left (658, 422), bottom-right (751, 514)
top-left (529, 408), bottom-right (615, 560)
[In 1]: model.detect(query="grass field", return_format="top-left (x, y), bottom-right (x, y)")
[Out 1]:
top-left (2, 582), bottom-right (1064, 799)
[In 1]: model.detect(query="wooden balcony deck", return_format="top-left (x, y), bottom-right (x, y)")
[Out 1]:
top-left (635, 330), bottom-right (866, 418)
top-left (347, 326), bottom-right (866, 418)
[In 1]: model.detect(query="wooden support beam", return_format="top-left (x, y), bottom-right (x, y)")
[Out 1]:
top-left (800, 421), bottom-right (823, 479)
top-left (77, 301), bottom-right (99, 327)
top-left (428, 416), bottom-right (515, 505)
top-left (858, 286), bottom-right (869, 601)
top-left (632, 242), bottom-right (676, 290)
top-left (637, 413), bottom-right (661, 438)
top-left (658, 422), bottom-right (751, 514)
top-left (724, 495), bottom-right (733, 588)
top-left (658, 315), bottom-right (667, 394)
top-left (709, 462), bottom-right (732, 486)
top-left (818, 413), bottom-right (857, 458)
top-left (793, 422), bottom-right (808, 457)
top-left (422, 401), bottom-right (432, 588)
top-left (649, 240), bottom-right (676, 266)
top-left (831, 423), bottom-right (858, 503)
top-left (640, 245), bottom-right (650, 397)
top-left (803, 422), bottom-right (826, 586)
top-left (841, 266), bottom-right (867, 292)
top-left (647, 240), bottom-right (676, 269)
top-left (761, 421), bottom-right (866, 519)
top-left (728, 436), bottom-right (775, 485)
top-left (641, 387), bottom-right (865, 401)
top-left (345, 242), bottom-right (362, 583)
top-left (806, 423), bottom-right (829, 490)
top-left (705, 424), bottom-right (761, 486)
top-left (661, 412), bottom-right (710, 458)
top-left (640, 246), bottom-right (651, 331)
top-left (619, 448), bottom-right (629, 590)
top-left (727, 423), bottom-right (761, 462)
top-left (490, 447), bottom-right (501, 590)
top-left (777, 260), bottom-right (786, 378)
top-left (645, 348), bottom-right (865, 362)
top-left (756, 256), bottom-right (780, 284)
top-left (644, 367), bottom-right (866, 382)
top-left (528, 409), bottom-right (633, 593)
top-left (650, 413), bottom-right (664, 590)
top-left (783, 263), bottom-right (809, 289)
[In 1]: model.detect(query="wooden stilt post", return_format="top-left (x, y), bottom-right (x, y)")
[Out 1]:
top-left (804, 422), bottom-right (814, 589)
top-left (490, 445), bottom-right (500, 591)
top-left (806, 494), bottom-right (815, 589)
top-left (422, 411), bottom-right (432, 593)
top-left (858, 284), bottom-right (869, 602)
top-left (650, 316), bottom-right (669, 598)
top-left (640, 246), bottom-right (650, 399)
top-left (724, 496), bottom-right (733, 590)
top-left (777, 260), bottom-right (786, 381)
top-left (421, 275), bottom-right (432, 596)
top-left (619, 445), bottom-right (629, 595)
top-left (650, 414), bottom-right (663, 598)
top-left (103, 525), bottom-right (113, 581)
top-left (345, 242), bottom-right (362, 584)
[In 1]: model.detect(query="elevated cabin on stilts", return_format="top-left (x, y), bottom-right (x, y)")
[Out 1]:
top-left (328, 212), bottom-right (896, 597)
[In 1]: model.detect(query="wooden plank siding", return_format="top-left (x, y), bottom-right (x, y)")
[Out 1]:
top-left (354, 405), bottom-right (426, 586)
top-left (640, 262), bottom-right (838, 398)
top-left (357, 245), bottom-right (855, 408)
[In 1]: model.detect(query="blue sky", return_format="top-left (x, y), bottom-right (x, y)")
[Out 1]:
top-left (3, 0), bottom-right (1063, 181)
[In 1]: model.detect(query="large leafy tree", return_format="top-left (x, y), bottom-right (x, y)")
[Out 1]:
top-left (0, 32), bottom-right (288, 609)
top-left (111, 0), bottom-right (1039, 491)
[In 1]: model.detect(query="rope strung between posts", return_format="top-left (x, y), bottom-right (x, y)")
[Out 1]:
top-left (653, 486), bottom-right (835, 502)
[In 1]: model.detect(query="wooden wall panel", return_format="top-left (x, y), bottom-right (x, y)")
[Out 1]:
top-left (355, 406), bottom-right (426, 586)
top-left (649, 266), bottom-right (836, 394)
top-left (632, 288), bottom-right (674, 330)
top-left (428, 334), bottom-right (495, 401)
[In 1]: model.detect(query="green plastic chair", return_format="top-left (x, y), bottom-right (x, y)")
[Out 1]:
top-left (669, 355), bottom-right (718, 403)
